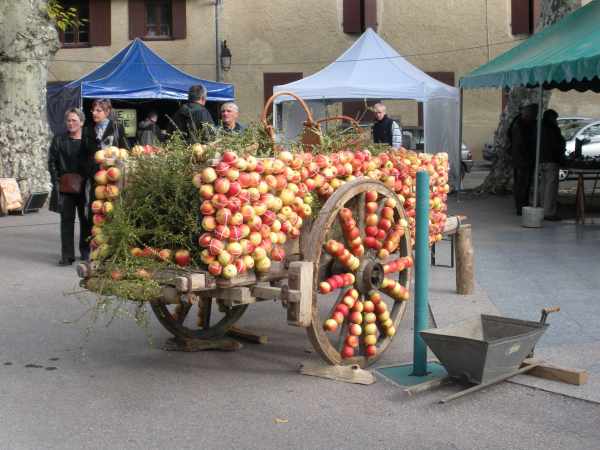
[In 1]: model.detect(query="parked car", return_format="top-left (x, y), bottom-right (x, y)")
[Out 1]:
top-left (482, 139), bottom-right (496, 162)
top-left (558, 117), bottom-right (600, 158)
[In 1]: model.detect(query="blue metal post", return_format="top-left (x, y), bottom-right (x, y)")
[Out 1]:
top-left (412, 170), bottom-right (430, 376)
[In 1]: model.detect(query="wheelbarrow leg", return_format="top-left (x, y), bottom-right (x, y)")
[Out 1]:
top-left (528, 306), bottom-right (560, 358)
top-left (439, 362), bottom-right (539, 404)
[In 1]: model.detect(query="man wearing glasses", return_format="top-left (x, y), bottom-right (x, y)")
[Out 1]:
top-left (372, 103), bottom-right (402, 149)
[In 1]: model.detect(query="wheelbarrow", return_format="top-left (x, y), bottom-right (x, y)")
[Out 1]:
top-left (419, 307), bottom-right (560, 403)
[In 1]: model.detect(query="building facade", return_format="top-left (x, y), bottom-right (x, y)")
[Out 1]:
top-left (50, 0), bottom-right (597, 159)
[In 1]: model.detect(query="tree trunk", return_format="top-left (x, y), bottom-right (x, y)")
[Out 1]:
top-left (478, 0), bottom-right (579, 194)
top-left (0, 0), bottom-right (59, 192)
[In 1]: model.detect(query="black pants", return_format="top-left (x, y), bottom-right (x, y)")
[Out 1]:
top-left (513, 166), bottom-right (532, 214)
top-left (60, 193), bottom-right (91, 260)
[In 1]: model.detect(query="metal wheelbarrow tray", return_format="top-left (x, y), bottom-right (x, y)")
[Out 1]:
top-left (420, 315), bottom-right (548, 385)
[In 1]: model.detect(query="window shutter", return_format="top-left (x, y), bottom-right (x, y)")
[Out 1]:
top-left (343, 0), bottom-right (362, 33)
top-left (363, 0), bottom-right (378, 31)
top-left (418, 72), bottom-right (455, 126)
top-left (129, 0), bottom-right (146, 40)
top-left (263, 73), bottom-right (303, 117)
top-left (172, 0), bottom-right (187, 40)
top-left (511, 0), bottom-right (532, 35)
top-left (89, 0), bottom-right (111, 46)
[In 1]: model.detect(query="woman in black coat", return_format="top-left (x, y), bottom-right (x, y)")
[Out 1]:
top-left (48, 108), bottom-right (91, 265)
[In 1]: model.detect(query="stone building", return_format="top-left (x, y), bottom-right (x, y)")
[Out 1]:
top-left (49, 0), bottom-right (597, 159)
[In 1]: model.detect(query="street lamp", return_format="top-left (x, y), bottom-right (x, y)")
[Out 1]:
top-left (220, 40), bottom-right (232, 72)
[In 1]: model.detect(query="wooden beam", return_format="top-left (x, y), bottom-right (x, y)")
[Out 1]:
top-left (286, 261), bottom-right (313, 327)
top-left (227, 326), bottom-right (268, 344)
top-left (521, 359), bottom-right (589, 386)
top-left (455, 224), bottom-right (474, 295)
top-left (174, 273), bottom-right (207, 291)
top-left (299, 362), bottom-right (375, 385)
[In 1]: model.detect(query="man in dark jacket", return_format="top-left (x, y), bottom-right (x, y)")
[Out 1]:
top-left (137, 111), bottom-right (162, 145)
top-left (48, 108), bottom-right (91, 265)
top-left (539, 109), bottom-right (566, 220)
top-left (372, 103), bottom-right (402, 148)
top-left (510, 103), bottom-right (538, 216)
top-left (171, 84), bottom-right (215, 143)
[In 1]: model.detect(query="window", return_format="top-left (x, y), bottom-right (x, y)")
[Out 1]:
top-left (57, 0), bottom-right (111, 47)
top-left (59, 1), bottom-right (90, 46)
top-left (263, 73), bottom-right (303, 118)
top-left (145, 1), bottom-right (171, 37)
top-left (511, 0), bottom-right (541, 35)
top-left (129, 0), bottom-right (186, 40)
top-left (343, 0), bottom-right (377, 33)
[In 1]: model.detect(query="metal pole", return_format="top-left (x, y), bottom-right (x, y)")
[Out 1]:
top-left (412, 170), bottom-right (430, 376)
top-left (533, 85), bottom-right (543, 207)
top-left (458, 87), bottom-right (464, 200)
top-left (215, 0), bottom-right (222, 82)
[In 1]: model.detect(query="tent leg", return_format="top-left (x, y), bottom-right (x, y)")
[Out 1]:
top-left (458, 88), bottom-right (464, 201)
top-left (533, 85), bottom-right (544, 208)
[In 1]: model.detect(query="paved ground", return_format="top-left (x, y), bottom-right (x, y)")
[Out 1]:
top-left (1, 188), bottom-right (599, 449)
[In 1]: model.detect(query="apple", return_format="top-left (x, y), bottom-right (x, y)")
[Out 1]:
top-left (174, 249), bottom-right (191, 267)
top-left (341, 346), bottom-right (354, 359)
top-left (345, 335), bottom-right (360, 348)
top-left (222, 263), bottom-right (238, 279)
top-left (335, 303), bottom-right (350, 317)
top-left (218, 250), bottom-right (233, 266)
top-left (226, 242), bottom-right (242, 257)
top-left (363, 323), bottom-right (378, 335)
top-left (323, 319), bottom-right (338, 332)
top-left (319, 281), bottom-right (332, 294)
top-left (214, 177), bottom-right (230, 194)
top-left (364, 334), bottom-right (377, 346)
top-left (94, 169), bottom-right (108, 185)
top-left (348, 323), bottom-right (362, 336)
top-left (110, 270), bottom-right (123, 281)
top-left (214, 224), bottom-right (230, 240)
top-left (91, 200), bottom-right (104, 214)
top-left (255, 256), bottom-right (271, 273)
top-left (94, 185), bottom-right (107, 200)
top-left (349, 311), bottom-right (363, 324)
top-left (130, 247), bottom-right (143, 257)
top-left (105, 184), bottom-right (119, 199)
top-left (365, 191), bottom-right (378, 202)
top-left (199, 184), bottom-right (214, 200)
top-left (106, 167), bottom-right (121, 182)
top-left (363, 300), bottom-right (375, 313)
top-left (365, 345), bottom-right (377, 357)
top-left (158, 248), bottom-right (172, 262)
top-left (202, 216), bottom-right (217, 231)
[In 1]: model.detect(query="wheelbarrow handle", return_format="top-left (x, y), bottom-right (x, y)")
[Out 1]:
top-left (540, 306), bottom-right (560, 326)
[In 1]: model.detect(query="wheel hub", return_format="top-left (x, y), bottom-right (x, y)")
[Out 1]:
top-left (356, 258), bottom-right (385, 293)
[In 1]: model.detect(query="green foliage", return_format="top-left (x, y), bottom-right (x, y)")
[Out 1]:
top-left (47, 0), bottom-right (86, 31)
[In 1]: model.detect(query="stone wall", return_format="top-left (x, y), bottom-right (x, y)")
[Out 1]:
top-left (0, 0), bottom-right (59, 192)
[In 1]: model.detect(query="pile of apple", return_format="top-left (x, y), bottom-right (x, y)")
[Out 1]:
top-left (194, 151), bottom-right (313, 279)
top-left (89, 146), bottom-right (127, 261)
top-left (192, 147), bottom-right (448, 280)
top-left (322, 289), bottom-right (404, 359)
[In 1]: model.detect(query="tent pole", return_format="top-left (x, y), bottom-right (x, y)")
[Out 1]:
top-left (533, 85), bottom-right (544, 208)
top-left (215, 0), bottom-right (222, 82)
top-left (458, 88), bottom-right (464, 201)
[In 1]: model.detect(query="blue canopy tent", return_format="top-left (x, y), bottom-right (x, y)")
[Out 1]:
top-left (47, 39), bottom-right (234, 133)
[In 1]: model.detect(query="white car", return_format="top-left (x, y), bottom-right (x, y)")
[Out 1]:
top-left (559, 118), bottom-right (600, 158)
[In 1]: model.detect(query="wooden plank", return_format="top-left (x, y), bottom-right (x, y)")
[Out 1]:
top-left (175, 273), bottom-right (207, 292)
top-left (227, 326), bottom-right (268, 344)
top-left (299, 361), bottom-right (375, 385)
top-left (251, 284), bottom-right (301, 303)
top-left (521, 359), bottom-right (589, 386)
top-left (286, 261), bottom-right (313, 327)
top-left (203, 287), bottom-right (256, 307)
top-left (455, 224), bottom-right (474, 295)
top-left (163, 337), bottom-right (242, 352)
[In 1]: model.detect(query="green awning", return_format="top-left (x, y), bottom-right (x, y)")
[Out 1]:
top-left (460, 0), bottom-right (600, 92)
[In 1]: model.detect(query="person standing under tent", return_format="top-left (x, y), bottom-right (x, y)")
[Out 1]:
top-left (372, 103), bottom-right (402, 149)
top-left (48, 108), bottom-right (91, 265)
top-left (137, 110), bottom-right (163, 145)
top-left (539, 109), bottom-right (566, 221)
top-left (170, 84), bottom-right (215, 143)
top-left (510, 103), bottom-right (538, 216)
top-left (219, 102), bottom-right (245, 133)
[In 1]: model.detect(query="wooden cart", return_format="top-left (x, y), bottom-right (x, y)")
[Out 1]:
top-left (78, 93), bottom-right (414, 368)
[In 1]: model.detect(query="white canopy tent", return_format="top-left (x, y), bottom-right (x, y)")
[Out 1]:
top-left (273, 28), bottom-right (461, 186)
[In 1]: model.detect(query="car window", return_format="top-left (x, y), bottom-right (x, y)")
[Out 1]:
top-left (559, 119), bottom-right (592, 140)
top-left (580, 123), bottom-right (600, 140)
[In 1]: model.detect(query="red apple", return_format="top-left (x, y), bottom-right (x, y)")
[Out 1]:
top-left (174, 249), bottom-right (191, 267)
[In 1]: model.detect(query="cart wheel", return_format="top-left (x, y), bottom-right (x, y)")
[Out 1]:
top-left (305, 178), bottom-right (412, 367)
top-left (151, 296), bottom-right (247, 340)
